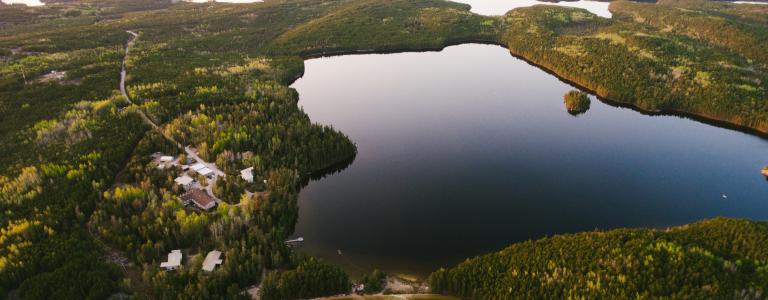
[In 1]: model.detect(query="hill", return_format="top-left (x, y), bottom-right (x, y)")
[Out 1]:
top-left (430, 218), bottom-right (768, 299)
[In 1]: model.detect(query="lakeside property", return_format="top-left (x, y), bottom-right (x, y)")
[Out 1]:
top-left (1, 0), bottom-right (767, 299)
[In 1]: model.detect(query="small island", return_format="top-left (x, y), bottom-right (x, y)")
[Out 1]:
top-left (563, 90), bottom-right (591, 115)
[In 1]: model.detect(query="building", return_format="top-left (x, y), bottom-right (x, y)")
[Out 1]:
top-left (197, 167), bottom-right (214, 178)
top-left (191, 163), bottom-right (214, 178)
top-left (202, 250), bottom-right (223, 272)
top-left (240, 167), bottom-right (254, 183)
top-left (190, 163), bottom-right (207, 172)
top-left (159, 156), bottom-right (174, 163)
top-left (181, 188), bottom-right (216, 210)
top-left (160, 250), bottom-right (182, 270)
top-left (174, 175), bottom-right (195, 190)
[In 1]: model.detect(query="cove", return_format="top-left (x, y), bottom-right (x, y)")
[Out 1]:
top-left (291, 44), bottom-right (768, 278)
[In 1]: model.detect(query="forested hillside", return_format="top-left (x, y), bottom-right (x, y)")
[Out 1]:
top-left (500, 1), bottom-right (768, 134)
top-left (430, 218), bottom-right (768, 299)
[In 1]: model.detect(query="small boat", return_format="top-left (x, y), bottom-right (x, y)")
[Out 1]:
top-left (337, 249), bottom-right (343, 255)
top-left (721, 194), bottom-right (728, 199)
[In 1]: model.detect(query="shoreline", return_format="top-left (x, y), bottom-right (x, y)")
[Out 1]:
top-left (503, 48), bottom-right (768, 141)
top-left (286, 39), bottom-right (768, 141)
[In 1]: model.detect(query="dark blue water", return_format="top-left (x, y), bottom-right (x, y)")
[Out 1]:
top-left (291, 44), bottom-right (768, 278)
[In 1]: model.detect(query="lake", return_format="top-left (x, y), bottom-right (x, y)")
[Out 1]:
top-left (0, 0), bottom-right (264, 5)
top-left (1, 0), bottom-right (43, 6)
top-left (291, 44), bottom-right (768, 278)
top-left (450, 0), bottom-right (612, 17)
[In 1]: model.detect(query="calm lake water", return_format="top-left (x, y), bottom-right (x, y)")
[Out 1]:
top-left (292, 44), bottom-right (768, 278)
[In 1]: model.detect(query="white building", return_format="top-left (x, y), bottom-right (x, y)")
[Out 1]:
top-left (240, 167), bottom-right (254, 183)
top-left (174, 175), bottom-right (195, 189)
top-left (202, 250), bottom-right (223, 272)
top-left (190, 163), bottom-right (207, 172)
top-left (159, 156), bottom-right (174, 163)
top-left (191, 163), bottom-right (214, 178)
top-left (160, 250), bottom-right (182, 270)
top-left (197, 167), bottom-right (214, 177)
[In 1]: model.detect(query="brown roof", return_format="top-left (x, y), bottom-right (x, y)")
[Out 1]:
top-left (181, 188), bottom-right (216, 209)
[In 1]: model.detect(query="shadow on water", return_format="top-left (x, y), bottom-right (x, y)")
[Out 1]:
top-left (300, 154), bottom-right (357, 188)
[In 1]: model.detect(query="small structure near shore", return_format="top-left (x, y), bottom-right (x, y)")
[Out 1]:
top-left (285, 237), bottom-right (304, 244)
top-left (762, 166), bottom-right (768, 177)
top-left (160, 250), bottom-right (182, 271)
top-left (202, 250), bottom-right (223, 272)
top-left (563, 90), bottom-right (591, 116)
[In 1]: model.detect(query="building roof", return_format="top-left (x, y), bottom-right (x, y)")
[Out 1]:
top-left (159, 156), bottom-right (174, 162)
top-left (174, 175), bottom-right (194, 186)
top-left (181, 188), bottom-right (216, 209)
top-left (160, 250), bottom-right (182, 269)
top-left (240, 167), bottom-right (253, 179)
top-left (202, 250), bottom-right (223, 272)
top-left (191, 163), bottom-right (207, 171)
top-left (197, 167), bottom-right (214, 176)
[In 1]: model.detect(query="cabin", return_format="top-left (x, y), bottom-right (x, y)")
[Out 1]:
top-left (202, 250), bottom-right (223, 272)
top-left (159, 156), bottom-right (174, 163)
top-left (160, 250), bottom-right (182, 271)
top-left (181, 188), bottom-right (216, 210)
top-left (174, 175), bottom-right (195, 190)
top-left (240, 167), bottom-right (254, 183)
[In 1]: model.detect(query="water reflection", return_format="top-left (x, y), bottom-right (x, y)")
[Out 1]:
top-left (292, 44), bottom-right (768, 278)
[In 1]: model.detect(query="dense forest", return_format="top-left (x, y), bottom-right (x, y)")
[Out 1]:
top-left (500, 1), bottom-right (768, 133)
top-left (1, 0), bottom-right (767, 298)
top-left (430, 218), bottom-right (768, 299)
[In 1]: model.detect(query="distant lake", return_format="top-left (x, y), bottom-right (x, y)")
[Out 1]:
top-left (733, 1), bottom-right (768, 4)
top-left (292, 44), bottom-right (768, 278)
top-left (1, 0), bottom-right (43, 6)
top-left (0, 0), bottom-right (265, 7)
top-left (184, 0), bottom-right (261, 3)
top-left (451, 0), bottom-right (612, 17)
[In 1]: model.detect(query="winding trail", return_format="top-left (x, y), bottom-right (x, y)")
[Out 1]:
top-left (120, 30), bottom-right (183, 150)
